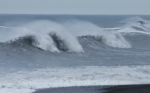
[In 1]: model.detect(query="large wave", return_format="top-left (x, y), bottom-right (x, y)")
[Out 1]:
top-left (0, 20), bottom-right (131, 53)
top-left (1, 16), bottom-right (150, 52)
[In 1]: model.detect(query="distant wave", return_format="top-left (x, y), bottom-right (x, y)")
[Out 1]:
top-left (118, 27), bottom-right (150, 35)
top-left (0, 26), bottom-right (16, 28)
top-left (119, 16), bottom-right (150, 33)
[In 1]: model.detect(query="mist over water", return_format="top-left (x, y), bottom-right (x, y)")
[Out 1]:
top-left (0, 15), bottom-right (150, 93)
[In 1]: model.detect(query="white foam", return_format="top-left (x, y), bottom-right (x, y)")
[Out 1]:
top-left (118, 27), bottom-right (150, 35)
top-left (1, 66), bottom-right (150, 93)
top-left (100, 32), bottom-right (131, 48)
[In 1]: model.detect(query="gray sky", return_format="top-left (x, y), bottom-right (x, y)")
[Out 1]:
top-left (0, 0), bottom-right (149, 15)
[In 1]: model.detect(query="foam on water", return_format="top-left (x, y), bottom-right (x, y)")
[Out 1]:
top-left (1, 66), bottom-right (150, 93)
top-left (117, 27), bottom-right (150, 35)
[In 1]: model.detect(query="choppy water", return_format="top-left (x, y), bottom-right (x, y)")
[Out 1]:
top-left (0, 15), bottom-right (150, 93)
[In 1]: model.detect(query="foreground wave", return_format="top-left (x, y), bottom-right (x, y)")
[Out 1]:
top-left (1, 66), bottom-right (150, 93)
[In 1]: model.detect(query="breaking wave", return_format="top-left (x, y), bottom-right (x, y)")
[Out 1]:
top-left (118, 16), bottom-right (150, 34)
top-left (0, 20), bottom-right (132, 52)
top-left (1, 16), bottom-right (150, 52)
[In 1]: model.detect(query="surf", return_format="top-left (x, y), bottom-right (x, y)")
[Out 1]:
top-left (0, 20), bottom-right (132, 53)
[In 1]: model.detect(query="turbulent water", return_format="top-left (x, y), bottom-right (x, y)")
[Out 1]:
top-left (0, 15), bottom-right (150, 93)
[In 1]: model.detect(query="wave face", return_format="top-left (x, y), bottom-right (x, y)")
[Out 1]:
top-left (0, 20), bottom-right (84, 52)
top-left (1, 15), bottom-right (150, 93)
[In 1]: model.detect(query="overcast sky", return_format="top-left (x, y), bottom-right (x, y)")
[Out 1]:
top-left (0, 0), bottom-right (149, 15)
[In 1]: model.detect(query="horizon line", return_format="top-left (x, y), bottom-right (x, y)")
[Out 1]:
top-left (0, 13), bottom-right (150, 16)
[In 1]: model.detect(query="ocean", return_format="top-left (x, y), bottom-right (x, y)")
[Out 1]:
top-left (0, 15), bottom-right (150, 93)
